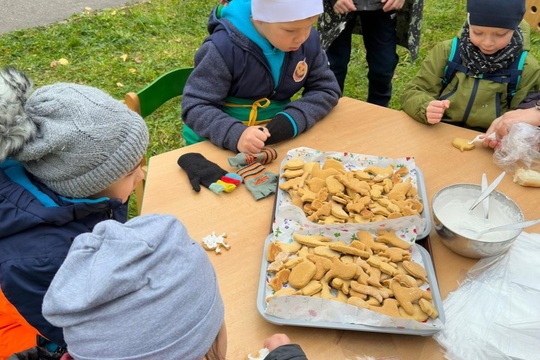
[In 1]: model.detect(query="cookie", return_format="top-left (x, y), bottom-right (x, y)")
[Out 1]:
top-left (375, 230), bottom-right (412, 250)
top-left (323, 257), bottom-right (360, 282)
top-left (292, 233), bottom-right (331, 247)
top-left (288, 260), bottom-right (317, 289)
top-left (282, 157), bottom-right (305, 170)
top-left (418, 298), bottom-right (439, 319)
top-left (402, 260), bottom-right (428, 283)
top-left (269, 268), bottom-right (291, 291)
top-left (369, 298), bottom-right (401, 318)
top-left (452, 137), bottom-right (475, 152)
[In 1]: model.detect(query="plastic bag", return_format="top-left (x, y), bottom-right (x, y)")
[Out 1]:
top-left (493, 123), bottom-right (540, 187)
top-left (434, 233), bottom-right (540, 360)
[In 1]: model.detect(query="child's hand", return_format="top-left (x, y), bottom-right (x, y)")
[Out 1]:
top-left (426, 100), bottom-right (450, 124)
top-left (483, 116), bottom-right (507, 149)
top-left (263, 333), bottom-right (292, 352)
top-left (382, 0), bottom-right (405, 12)
top-left (482, 132), bottom-right (500, 149)
top-left (485, 108), bottom-right (540, 149)
top-left (238, 126), bottom-right (269, 154)
top-left (333, 0), bottom-right (356, 14)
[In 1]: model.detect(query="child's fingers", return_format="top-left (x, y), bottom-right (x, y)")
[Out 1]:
top-left (258, 126), bottom-right (270, 137)
top-left (483, 138), bottom-right (500, 149)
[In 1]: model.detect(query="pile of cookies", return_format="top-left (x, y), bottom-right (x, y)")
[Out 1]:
top-left (278, 157), bottom-right (424, 224)
top-left (265, 231), bottom-right (439, 322)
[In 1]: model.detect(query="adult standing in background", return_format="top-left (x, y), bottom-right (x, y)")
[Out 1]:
top-left (318, 0), bottom-right (424, 107)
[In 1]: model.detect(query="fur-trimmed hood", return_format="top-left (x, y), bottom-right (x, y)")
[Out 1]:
top-left (0, 67), bottom-right (36, 161)
top-left (0, 67), bottom-right (149, 198)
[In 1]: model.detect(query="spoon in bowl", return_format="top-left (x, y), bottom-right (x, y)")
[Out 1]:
top-left (469, 171), bottom-right (506, 211)
top-left (481, 173), bottom-right (489, 219)
top-left (473, 218), bottom-right (540, 237)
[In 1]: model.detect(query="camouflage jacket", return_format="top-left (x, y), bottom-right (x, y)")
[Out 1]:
top-left (318, 0), bottom-right (424, 61)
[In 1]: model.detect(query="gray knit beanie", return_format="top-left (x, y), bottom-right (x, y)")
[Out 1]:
top-left (0, 67), bottom-right (148, 198)
top-left (42, 214), bottom-right (225, 360)
top-left (467, 0), bottom-right (525, 30)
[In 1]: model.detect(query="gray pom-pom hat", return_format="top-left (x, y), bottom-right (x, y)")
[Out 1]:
top-left (0, 67), bottom-right (149, 198)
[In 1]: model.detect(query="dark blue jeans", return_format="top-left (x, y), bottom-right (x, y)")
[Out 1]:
top-left (326, 10), bottom-right (398, 107)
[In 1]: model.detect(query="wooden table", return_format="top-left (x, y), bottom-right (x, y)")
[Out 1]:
top-left (141, 97), bottom-right (540, 360)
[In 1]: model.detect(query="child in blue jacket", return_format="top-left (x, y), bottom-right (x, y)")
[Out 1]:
top-left (0, 67), bottom-right (149, 358)
top-left (182, 0), bottom-right (341, 154)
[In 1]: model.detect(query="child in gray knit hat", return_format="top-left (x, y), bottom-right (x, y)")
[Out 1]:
top-left (0, 67), bottom-right (149, 358)
top-left (41, 214), bottom-right (307, 360)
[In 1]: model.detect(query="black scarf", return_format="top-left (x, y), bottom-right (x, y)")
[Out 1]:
top-left (459, 24), bottom-right (524, 75)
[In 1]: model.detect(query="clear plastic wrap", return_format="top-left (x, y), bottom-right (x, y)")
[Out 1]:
top-left (493, 123), bottom-right (540, 187)
top-left (434, 232), bottom-right (540, 360)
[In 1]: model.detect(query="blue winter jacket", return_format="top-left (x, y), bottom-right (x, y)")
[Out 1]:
top-left (0, 160), bottom-right (127, 346)
top-left (181, 0), bottom-right (341, 152)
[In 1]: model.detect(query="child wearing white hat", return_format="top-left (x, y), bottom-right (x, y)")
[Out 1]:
top-left (181, 0), bottom-right (341, 154)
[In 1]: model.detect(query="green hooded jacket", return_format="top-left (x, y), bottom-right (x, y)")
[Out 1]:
top-left (400, 21), bottom-right (540, 130)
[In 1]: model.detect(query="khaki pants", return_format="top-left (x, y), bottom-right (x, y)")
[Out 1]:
top-left (203, 322), bottom-right (227, 360)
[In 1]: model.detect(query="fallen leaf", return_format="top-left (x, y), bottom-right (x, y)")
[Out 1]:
top-left (58, 58), bottom-right (69, 66)
top-left (120, 54), bottom-right (128, 62)
top-left (129, 68), bottom-right (136, 74)
top-left (116, 82), bottom-right (124, 88)
top-left (50, 61), bottom-right (57, 69)
top-left (134, 57), bottom-right (142, 64)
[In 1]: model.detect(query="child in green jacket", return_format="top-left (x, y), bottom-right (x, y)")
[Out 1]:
top-left (400, 0), bottom-right (540, 131)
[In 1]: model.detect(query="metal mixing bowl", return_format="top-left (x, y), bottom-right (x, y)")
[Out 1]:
top-left (431, 183), bottom-right (524, 259)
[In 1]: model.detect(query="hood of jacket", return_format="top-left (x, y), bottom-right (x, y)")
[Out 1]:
top-left (207, 2), bottom-right (270, 57)
top-left (0, 159), bottom-right (127, 345)
top-left (0, 159), bottom-right (124, 239)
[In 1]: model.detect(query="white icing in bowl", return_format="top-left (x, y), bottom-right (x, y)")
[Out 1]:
top-left (431, 184), bottom-right (524, 258)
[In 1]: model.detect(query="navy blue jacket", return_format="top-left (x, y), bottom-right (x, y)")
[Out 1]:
top-left (0, 160), bottom-right (127, 345)
top-left (182, 2), bottom-right (341, 152)
top-left (206, 13), bottom-right (321, 100)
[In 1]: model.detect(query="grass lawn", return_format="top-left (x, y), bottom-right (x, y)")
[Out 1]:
top-left (1, 0), bottom-right (539, 215)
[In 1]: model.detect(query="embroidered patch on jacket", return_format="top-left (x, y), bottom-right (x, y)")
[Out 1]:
top-left (293, 58), bottom-right (308, 82)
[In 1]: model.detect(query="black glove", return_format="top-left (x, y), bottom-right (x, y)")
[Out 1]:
top-left (266, 344), bottom-right (308, 360)
top-left (177, 153), bottom-right (227, 192)
top-left (264, 113), bottom-right (296, 145)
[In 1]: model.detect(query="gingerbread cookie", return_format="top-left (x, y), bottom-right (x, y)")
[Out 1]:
top-left (201, 232), bottom-right (230, 254)
top-left (452, 137), bottom-right (475, 152)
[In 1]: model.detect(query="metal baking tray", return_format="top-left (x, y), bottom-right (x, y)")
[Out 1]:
top-left (257, 233), bottom-right (445, 336)
top-left (273, 148), bottom-right (432, 240)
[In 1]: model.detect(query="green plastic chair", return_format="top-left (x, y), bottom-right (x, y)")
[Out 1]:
top-left (125, 66), bottom-right (194, 214)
